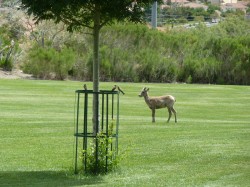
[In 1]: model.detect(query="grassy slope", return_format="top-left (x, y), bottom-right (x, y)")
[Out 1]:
top-left (0, 79), bottom-right (249, 186)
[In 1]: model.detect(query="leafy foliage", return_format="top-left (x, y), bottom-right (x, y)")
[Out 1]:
top-left (0, 5), bottom-right (27, 71)
top-left (23, 46), bottom-right (75, 79)
top-left (96, 19), bottom-right (250, 85)
top-left (21, 0), bottom-right (162, 31)
top-left (0, 26), bottom-right (17, 71)
top-left (160, 4), bottom-right (220, 24)
top-left (21, 16), bottom-right (250, 85)
top-left (81, 122), bottom-right (119, 174)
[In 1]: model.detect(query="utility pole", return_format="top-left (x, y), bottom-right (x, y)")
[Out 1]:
top-left (151, 1), bottom-right (157, 29)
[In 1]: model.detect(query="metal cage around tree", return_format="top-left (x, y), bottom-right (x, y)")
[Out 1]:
top-left (74, 89), bottom-right (120, 174)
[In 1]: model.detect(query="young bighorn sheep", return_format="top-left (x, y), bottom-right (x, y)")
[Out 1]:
top-left (138, 87), bottom-right (177, 123)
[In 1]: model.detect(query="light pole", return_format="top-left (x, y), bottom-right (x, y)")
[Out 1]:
top-left (151, 1), bottom-right (157, 28)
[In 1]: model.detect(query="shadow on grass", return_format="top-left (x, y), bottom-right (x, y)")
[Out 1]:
top-left (0, 170), bottom-right (104, 186)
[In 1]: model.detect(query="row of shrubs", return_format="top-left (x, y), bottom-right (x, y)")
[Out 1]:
top-left (22, 16), bottom-right (250, 85)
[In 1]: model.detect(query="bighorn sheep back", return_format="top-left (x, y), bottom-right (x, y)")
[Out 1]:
top-left (138, 87), bottom-right (177, 123)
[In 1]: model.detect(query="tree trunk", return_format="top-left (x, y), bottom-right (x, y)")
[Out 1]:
top-left (92, 6), bottom-right (101, 136)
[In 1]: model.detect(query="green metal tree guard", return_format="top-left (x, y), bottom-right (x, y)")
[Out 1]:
top-left (74, 89), bottom-right (120, 174)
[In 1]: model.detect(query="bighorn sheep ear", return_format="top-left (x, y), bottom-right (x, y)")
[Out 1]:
top-left (146, 88), bottom-right (149, 91)
top-left (143, 87), bottom-right (147, 91)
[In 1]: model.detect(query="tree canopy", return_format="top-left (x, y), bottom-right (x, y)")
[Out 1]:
top-left (21, 0), bottom-right (161, 31)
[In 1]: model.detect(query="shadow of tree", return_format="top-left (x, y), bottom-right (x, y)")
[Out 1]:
top-left (0, 170), bottom-right (104, 187)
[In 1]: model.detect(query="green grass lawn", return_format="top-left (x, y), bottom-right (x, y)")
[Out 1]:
top-left (0, 79), bottom-right (249, 186)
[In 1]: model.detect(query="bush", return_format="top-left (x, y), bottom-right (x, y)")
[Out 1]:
top-left (53, 47), bottom-right (76, 80)
top-left (194, 16), bottom-right (205, 22)
top-left (0, 26), bottom-right (17, 71)
top-left (23, 46), bottom-right (76, 79)
top-left (81, 122), bottom-right (120, 175)
top-left (178, 17), bottom-right (188, 24)
top-left (0, 58), bottom-right (13, 71)
top-left (81, 133), bottom-right (119, 174)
